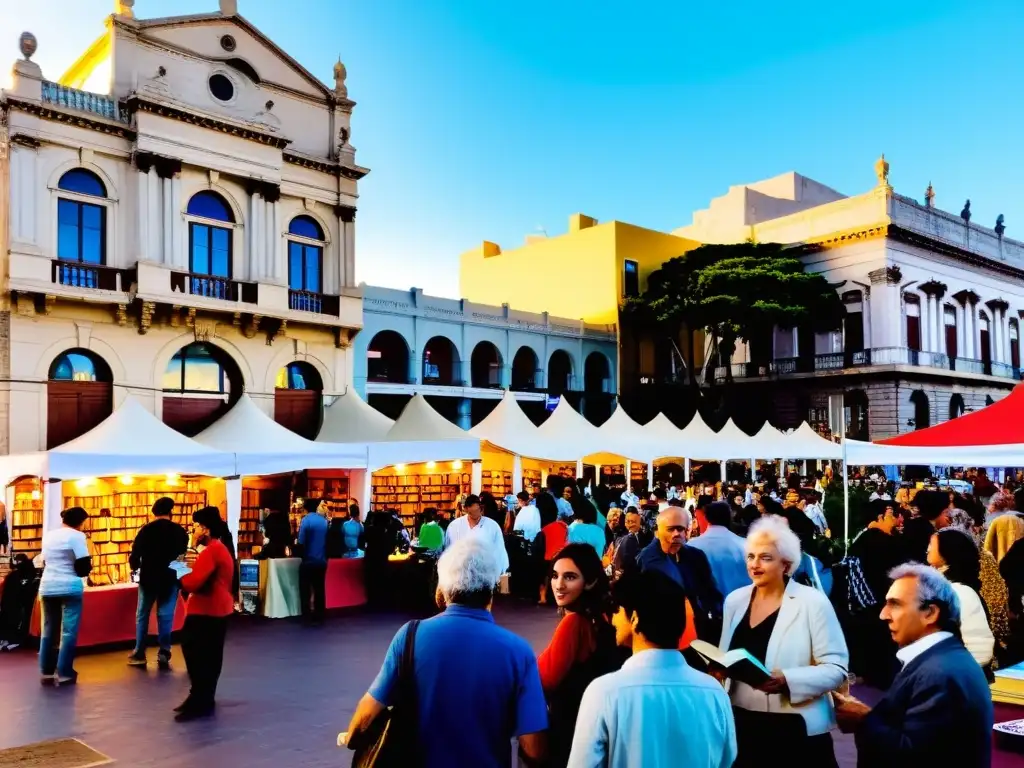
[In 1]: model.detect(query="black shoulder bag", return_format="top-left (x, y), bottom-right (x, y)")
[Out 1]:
top-left (350, 620), bottom-right (421, 768)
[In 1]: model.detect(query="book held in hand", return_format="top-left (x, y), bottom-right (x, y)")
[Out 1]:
top-left (690, 640), bottom-right (772, 687)
top-left (168, 560), bottom-right (192, 579)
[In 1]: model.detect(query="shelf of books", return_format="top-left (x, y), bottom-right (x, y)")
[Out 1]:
top-left (482, 470), bottom-right (512, 499)
top-left (553, 464), bottom-right (576, 479)
top-left (371, 471), bottom-right (472, 530)
top-left (306, 474), bottom-right (351, 521)
top-left (630, 461), bottom-right (647, 492)
top-left (66, 481), bottom-right (207, 586)
top-left (11, 480), bottom-right (44, 560)
top-left (522, 467), bottom-right (542, 492)
top-left (238, 487), bottom-right (264, 561)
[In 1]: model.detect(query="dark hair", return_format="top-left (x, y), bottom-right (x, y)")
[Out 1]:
top-left (704, 501), bottom-right (732, 528)
top-left (536, 493), bottom-right (558, 527)
top-left (550, 543), bottom-right (612, 625)
top-left (625, 506), bottom-right (640, 517)
top-left (667, 498), bottom-right (684, 508)
top-left (760, 496), bottom-right (784, 517)
top-left (152, 496), bottom-right (175, 517)
top-left (934, 528), bottom-right (983, 594)
top-left (571, 496), bottom-right (596, 525)
top-left (740, 504), bottom-right (760, 527)
top-left (61, 506), bottom-right (88, 529)
top-left (463, 494), bottom-right (481, 509)
top-left (611, 570), bottom-right (688, 648)
top-left (696, 494), bottom-right (714, 511)
top-left (653, 487), bottom-right (667, 500)
top-left (349, 503), bottom-right (360, 519)
top-left (914, 490), bottom-right (951, 522)
top-left (303, 497), bottom-right (322, 514)
top-left (517, 491), bottom-right (530, 503)
top-left (423, 507), bottom-right (438, 523)
top-left (193, 506), bottom-right (228, 539)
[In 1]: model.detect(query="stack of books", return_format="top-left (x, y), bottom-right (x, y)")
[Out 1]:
top-left (991, 661), bottom-right (1024, 705)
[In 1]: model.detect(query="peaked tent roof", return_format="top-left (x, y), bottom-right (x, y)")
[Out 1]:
top-left (745, 423), bottom-right (788, 459)
top-left (317, 389), bottom-right (395, 444)
top-left (371, 394), bottom-right (480, 469)
top-left (0, 396), bottom-right (236, 481)
top-left (536, 397), bottom-right (603, 461)
top-left (588, 405), bottom-right (659, 463)
top-left (194, 394), bottom-right (366, 475)
top-left (677, 412), bottom-right (726, 459)
top-left (783, 423), bottom-right (843, 460)
top-left (470, 390), bottom-right (546, 458)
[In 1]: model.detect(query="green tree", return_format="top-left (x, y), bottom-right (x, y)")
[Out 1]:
top-left (624, 242), bottom-right (846, 385)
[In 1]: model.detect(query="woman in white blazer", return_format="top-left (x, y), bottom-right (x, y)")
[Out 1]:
top-left (718, 516), bottom-right (849, 768)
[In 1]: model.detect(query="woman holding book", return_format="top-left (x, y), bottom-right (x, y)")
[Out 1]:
top-left (537, 543), bottom-right (621, 766)
top-left (717, 516), bottom-right (848, 767)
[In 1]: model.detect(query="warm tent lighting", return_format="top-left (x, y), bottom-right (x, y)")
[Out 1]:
top-left (452, 460), bottom-right (463, 470)
top-left (76, 477), bottom-right (97, 489)
top-left (165, 473), bottom-right (181, 486)
top-left (394, 464), bottom-right (406, 473)
top-left (30, 489), bottom-right (41, 501)
top-left (426, 461), bottom-right (437, 470)
top-left (118, 475), bottom-right (134, 485)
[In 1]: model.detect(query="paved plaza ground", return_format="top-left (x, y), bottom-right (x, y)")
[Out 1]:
top-left (0, 600), bottom-right (1013, 767)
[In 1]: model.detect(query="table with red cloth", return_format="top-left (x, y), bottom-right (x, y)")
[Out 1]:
top-left (325, 557), bottom-right (367, 610)
top-left (29, 584), bottom-right (186, 648)
top-left (259, 557), bottom-right (367, 618)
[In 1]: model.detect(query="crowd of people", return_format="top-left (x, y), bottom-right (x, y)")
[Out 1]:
top-left (341, 471), bottom-right (1009, 767)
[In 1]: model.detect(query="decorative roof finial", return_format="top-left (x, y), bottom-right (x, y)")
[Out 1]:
top-left (333, 57), bottom-right (348, 98)
top-left (995, 214), bottom-right (1006, 238)
top-left (924, 182), bottom-right (935, 208)
top-left (960, 200), bottom-right (972, 225)
top-left (19, 31), bottom-right (37, 61)
top-left (874, 153), bottom-right (890, 188)
top-left (219, 0), bottom-right (238, 16)
top-left (115, 0), bottom-right (135, 18)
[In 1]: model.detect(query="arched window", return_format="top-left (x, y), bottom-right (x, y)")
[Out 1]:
top-left (422, 336), bottom-right (460, 386)
top-left (186, 191), bottom-right (234, 298)
top-left (367, 331), bottom-right (410, 383)
top-left (910, 390), bottom-right (930, 431)
top-left (47, 348), bottom-right (113, 448)
top-left (548, 350), bottom-right (573, 394)
top-left (949, 393), bottom-right (965, 420)
top-left (510, 346), bottom-right (539, 391)
top-left (844, 389), bottom-right (869, 441)
top-left (288, 215), bottom-right (324, 312)
top-left (161, 342), bottom-right (241, 436)
top-left (57, 169), bottom-right (107, 275)
top-left (275, 361), bottom-right (324, 439)
top-left (470, 342), bottom-right (502, 388)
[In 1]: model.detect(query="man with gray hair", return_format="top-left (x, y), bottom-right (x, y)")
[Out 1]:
top-left (835, 563), bottom-right (993, 767)
top-left (341, 539), bottom-right (547, 766)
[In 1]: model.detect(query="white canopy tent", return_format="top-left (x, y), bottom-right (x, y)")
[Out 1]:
top-left (588, 404), bottom-right (658, 463)
top-left (0, 396), bottom-right (236, 481)
top-left (316, 389), bottom-right (395, 444)
top-left (470, 390), bottom-right (551, 459)
top-left (785, 423), bottom-right (843, 460)
top-left (746, 423), bottom-right (788, 459)
top-left (373, 394), bottom-right (480, 469)
top-left (675, 412), bottom-right (722, 459)
top-left (844, 439), bottom-right (1021, 466)
top-left (193, 394), bottom-right (368, 476)
top-left (536, 396), bottom-right (604, 462)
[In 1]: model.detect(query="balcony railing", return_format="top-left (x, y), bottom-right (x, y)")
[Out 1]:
top-left (170, 271), bottom-right (258, 304)
top-left (41, 81), bottom-right (128, 123)
top-left (52, 260), bottom-right (134, 292)
top-left (288, 289), bottom-right (340, 316)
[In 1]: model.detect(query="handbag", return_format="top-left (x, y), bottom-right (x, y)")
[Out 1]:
top-left (350, 620), bottom-right (421, 768)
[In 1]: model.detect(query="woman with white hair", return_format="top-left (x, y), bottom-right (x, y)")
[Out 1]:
top-left (717, 516), bottom-right (849, 767)
top-left (341, 538), bottom-right (548, 767)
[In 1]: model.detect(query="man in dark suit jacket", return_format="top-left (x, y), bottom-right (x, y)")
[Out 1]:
top-left (835, 563), bottom-right (994, 768)
top-left (636, 506), bottom-right (722, 642)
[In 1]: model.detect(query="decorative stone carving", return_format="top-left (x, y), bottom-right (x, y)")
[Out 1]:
top-left (334, 328), bottom-right (352, 348)
top-left (925, 182), bottom-right (935, 208)
top-left (194, 319), bottom-right (218, 342)
top-left (961, 200), bottom-right (972, 224)
top-left (19, 32), bottom-right (37, 61)
top-left (919, 279), bottom-right (947, 297)
top-left (185, 307), bottom-right (197, 328)
top-left (953, 289), bottom-right (981, 306)
top-left (868, 265), bottom-right (902, 285)
top-left (986, 298), bottom-right (1010, 313)
top-left (874, 154), bottom-right (890, 187)
top-left (334, 205), bottom-right (356, 223)
top-left (115, 304), bottom-right (128, 326)
top-left (333, 58), bottom-right (348, 99)
top-left (170, 305), bottom-right (182, 327)
top-left (265, 318), bottom-right (286, 346)
top-left (138, 301), bottom-right (155, 334)
top-left (996, 214), bottom-right (1006, 238)
top-left (243, 315), bottom-right (262, 339)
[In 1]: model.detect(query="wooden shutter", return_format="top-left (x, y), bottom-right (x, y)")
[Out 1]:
top-left (274, 389), bottom-right (322, 440)
top-left (47, 381), bottom-right (113, 449)
top-left (163, 396), bottom-right (228, 437)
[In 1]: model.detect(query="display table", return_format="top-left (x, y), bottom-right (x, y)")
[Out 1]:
top-left (258, 557), bottom-right (367, 618)
top-left (29, 584), bottom-right (187, 648)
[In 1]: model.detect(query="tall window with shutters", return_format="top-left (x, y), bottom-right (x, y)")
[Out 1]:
top-left (905, 297), bottom-right (921, 351)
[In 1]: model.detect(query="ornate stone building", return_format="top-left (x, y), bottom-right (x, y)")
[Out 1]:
top-left (670, 160), bottom-right (1020, 441)
top-left (0, 0), bottom-right (366, 452)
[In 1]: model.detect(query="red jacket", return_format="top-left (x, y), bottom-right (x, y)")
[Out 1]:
top-left (180, 539), bottom-right (234, 617)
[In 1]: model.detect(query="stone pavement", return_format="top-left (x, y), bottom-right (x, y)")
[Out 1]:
top-left (0, 601), bottom-right (890, 767)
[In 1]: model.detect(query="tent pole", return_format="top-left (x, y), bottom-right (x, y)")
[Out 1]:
top-left (684, 458), bottom-right (690, 483)
top-left (842, 437), bottom-right (850, 554)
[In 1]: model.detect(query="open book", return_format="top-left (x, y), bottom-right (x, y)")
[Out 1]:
top-left (690, 640), bottom-right (772, 687)
top-left (168, 561), bottom-right (192, 579)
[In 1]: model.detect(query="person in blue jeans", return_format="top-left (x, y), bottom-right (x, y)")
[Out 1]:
top-left (128, 497), bottom-right (189, 669)
top-left (38, 506), bottom-right (92, 686)
top-left (297, 498), bottom-right (329, 624)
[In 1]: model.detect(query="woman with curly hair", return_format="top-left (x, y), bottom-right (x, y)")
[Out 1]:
top-left (537, 543), bottom-right (622, 766)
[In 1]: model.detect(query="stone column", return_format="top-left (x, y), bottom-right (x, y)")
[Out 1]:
top-left (956, 304), bottom-right (966, 359)
top-left (344, 209), bottom-right (356, 288)
top-left (170, 174), bottom-right (183, 269)
top-left (992, 310), bottom-right (1004, 364)
top-left (147, 168), bottom-right (161, 260)
top-left (966, 302), bottom-right (978, 359)
top-left (263, 185), bottom-right (282, 283)
top-left (923, 295), bottom-right (935, 352)
top-left (246, 183), bottom-right (264, 281)
top-left (868, 267), bottom-right (901, 350)
top-left (936, 301), bottom-right (947, 357)
top-left (161, 175), bottom-right (174, 267)
top-left (135, 161), bottom-right (151, 261)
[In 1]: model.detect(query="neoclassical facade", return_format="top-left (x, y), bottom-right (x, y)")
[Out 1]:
top-left (669, 162), bottom-right (1021, 440)
top-left (0, 1), bottom-right (366, 452)
top-left (356, 285), bottom-right (618, 428)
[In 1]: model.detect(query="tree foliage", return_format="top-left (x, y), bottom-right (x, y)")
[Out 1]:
top-left (623, 241), bottom-right (846, 383)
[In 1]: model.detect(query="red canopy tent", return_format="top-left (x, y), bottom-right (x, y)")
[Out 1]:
top-left (880, 384), bottom-right (1024, 447)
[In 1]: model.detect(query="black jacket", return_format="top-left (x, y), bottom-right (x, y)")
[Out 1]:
top-left (129, 517), bottom-right (188, 597)
top-left (636, 539), bottom-right (723, 641)
top-left (855, 636), bottom-right (993, 768)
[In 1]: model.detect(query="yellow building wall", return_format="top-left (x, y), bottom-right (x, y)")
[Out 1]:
top-left (459, 216), bottom-right (698, 327)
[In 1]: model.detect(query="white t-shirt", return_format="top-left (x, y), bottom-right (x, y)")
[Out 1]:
top-left (39, 526), bottom-right (89, 597)
top-left (513, 504), bottom-right (541, 542)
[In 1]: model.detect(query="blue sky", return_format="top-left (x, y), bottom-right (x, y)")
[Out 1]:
top-left (8, 0), bottom-right (1024, 297)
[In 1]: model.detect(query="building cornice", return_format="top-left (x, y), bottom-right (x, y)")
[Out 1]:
top-left (124, 94), bottom-right (291, 149)
top-left (5, 96), bottom-right (135, 141)
top-left (283, 150), bottom-right (369, 180)
top-left (887, 224), bottom-right (1024, 282)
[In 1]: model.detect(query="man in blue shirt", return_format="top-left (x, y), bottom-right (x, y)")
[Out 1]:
top-left (689, 501), bottom-right (751, 598)
top-left (341, 538), bottom-right (548, 767)
top-left (567, 570), bottom-right (737, 768)
top-left (297, 498), bottom-right (329, 625)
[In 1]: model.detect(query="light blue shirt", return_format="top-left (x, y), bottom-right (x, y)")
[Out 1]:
top-left (567, 522), bottom-right (606, 558)
top-left (687, 525), bottom-right (752, 597)
top-left (567, 650), bottom-right (737, 768)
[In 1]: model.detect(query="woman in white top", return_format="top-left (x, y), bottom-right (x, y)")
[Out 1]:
top-left (927, 528), bottom-right (995, 669)
top-left (38, 506), bottom-right (92, 686)
top-left (718, 516), bottom-right (848, 768)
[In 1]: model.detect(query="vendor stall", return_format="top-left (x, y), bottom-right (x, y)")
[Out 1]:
top-left (257, 556), bottom-right (367, 618)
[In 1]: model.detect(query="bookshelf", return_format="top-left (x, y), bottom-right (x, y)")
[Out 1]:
top-left (11, 480), bottom-right (43, 560)
top-left (371, 471), bottom-right (471, 529)
top-left (238, 487), bottom-right (263, 561)
top-left (522, 467), bottom-right (542, 491)
top-left (482, 470), bottom-right (511, 499)
top-left (553, 464), bottom-right (576, 479)
top-left (66, 481), bottom-right (207, 586)
top-left (306, 475), bottom-right (350, 521)
top-left (631, 462), bottom-right (647, 493)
